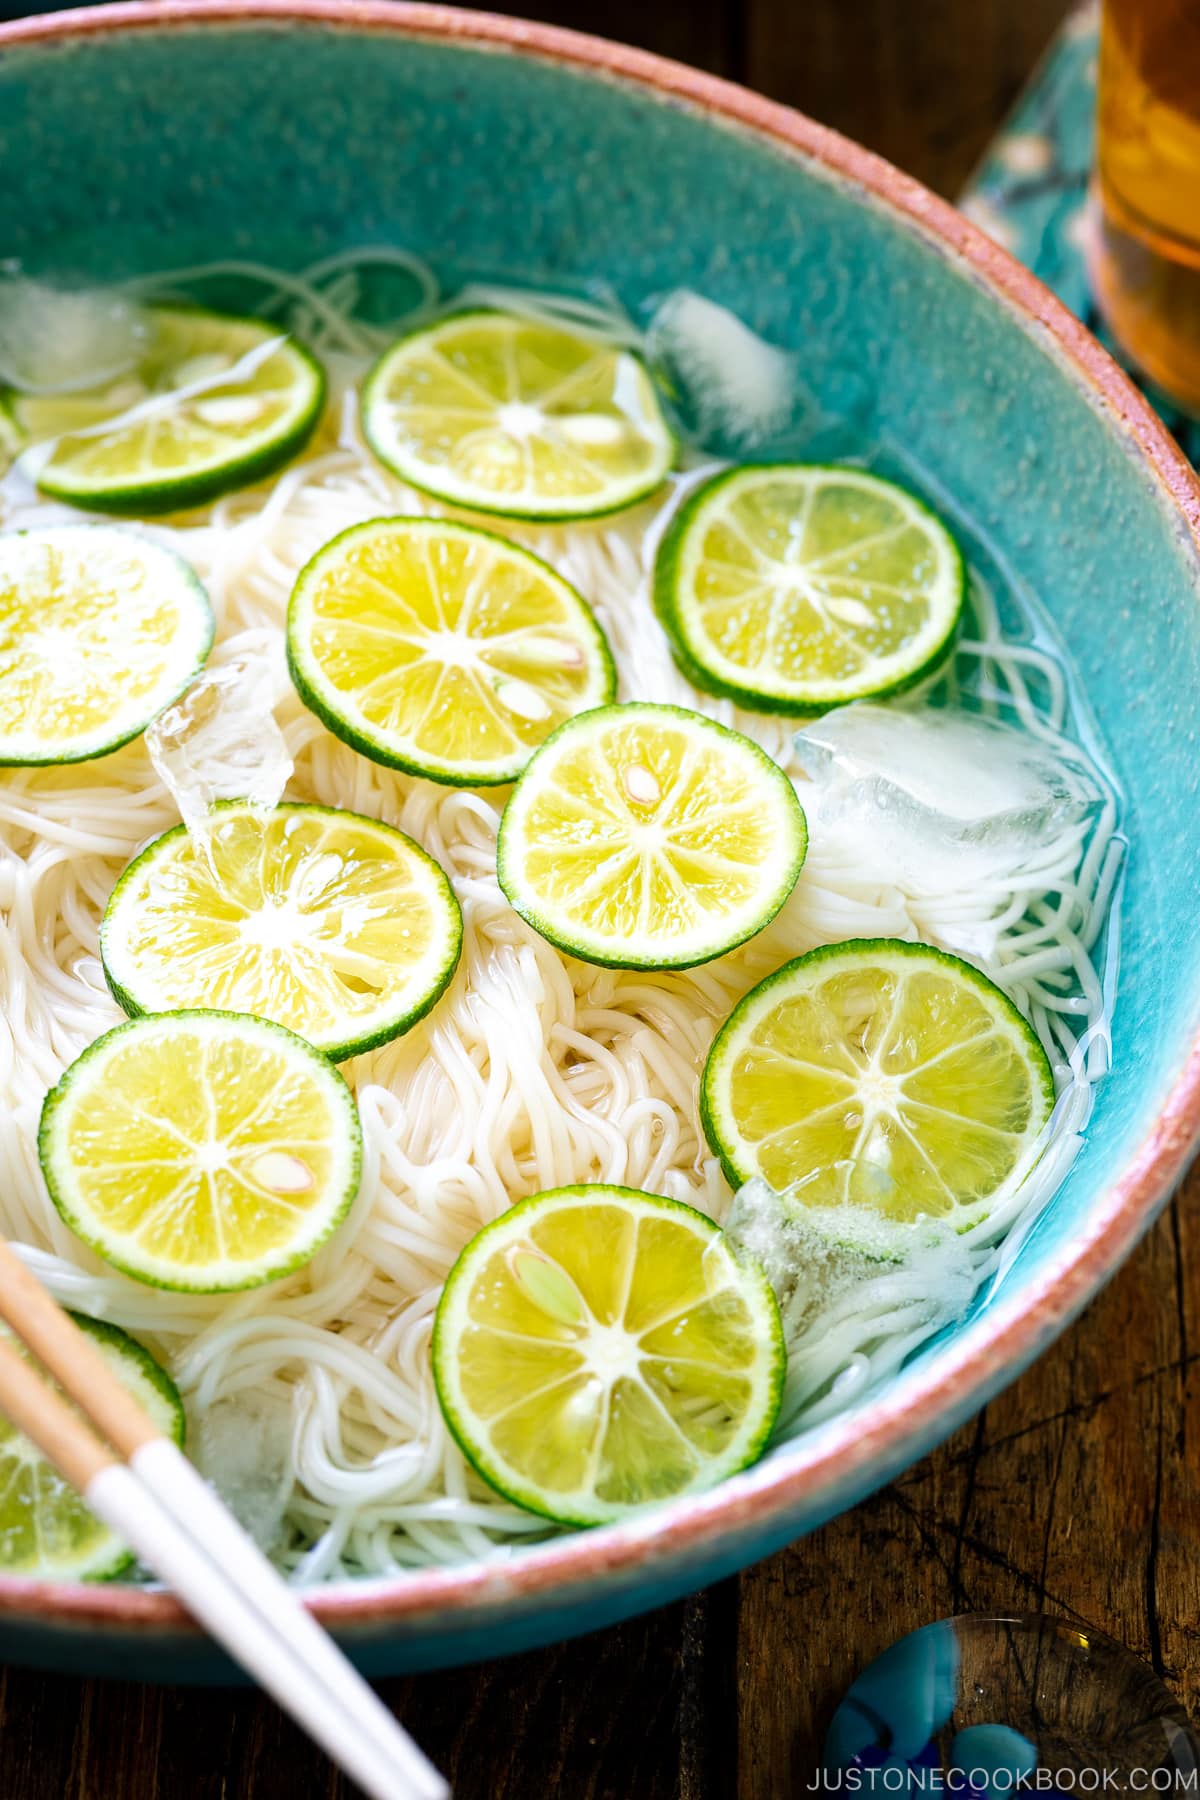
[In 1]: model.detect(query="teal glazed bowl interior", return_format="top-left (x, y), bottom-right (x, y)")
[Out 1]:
top-left (2, 0), bottom-right (1200, 1682)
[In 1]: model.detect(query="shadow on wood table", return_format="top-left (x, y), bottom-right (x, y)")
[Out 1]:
top-left (6, 1), bottom-right (1194, 1795)
top-left (3, 1171), bottom-right (1196, 1797)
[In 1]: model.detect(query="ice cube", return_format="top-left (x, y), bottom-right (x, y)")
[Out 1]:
top-left (646, 290), bottom-right (798, 448)
top-left (146, 638), bottom-right (293, 853)
top-left (794, 700), bottom-right (1105, 892)
top-left (193, 1390), bottom-right (295, 1553)
top-left (726, 1176), bottom-right (975, 1423)
top-left (0, 276), bottom-right (148, 394)
top-left (727, 1174), bottom-right (958, 1331)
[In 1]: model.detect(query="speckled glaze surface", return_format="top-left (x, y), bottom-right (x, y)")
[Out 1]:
top-left (1, 1), bottom-right (1200, 1682)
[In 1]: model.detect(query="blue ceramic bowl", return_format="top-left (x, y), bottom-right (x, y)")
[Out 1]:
top-left (1, 0), bottom-right (1199, 1682)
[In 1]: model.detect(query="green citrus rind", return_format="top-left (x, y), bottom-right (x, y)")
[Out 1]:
top-left (38, 1008), bottom-right (363, 1293)
top-left (361, 308), bottom-right (676, 522)
top-left (0, 1312), bottom-right (184, 1582)
top-left (14, 303), bottom-right (326, 516)
top-left (99, 800), bottom-right (464, 1062)
top-left (654, 463), bottom-right (966, 717)
top-left (69, 1313), bottom-right (188, 1447)
top-left (497, 701), bottom-right (808, 970)
top-left (0, 524), bottom-right (214, 767)
top-left (286, 514), bottom-right (617, 786)
top-left (432, 1182), bottom-right (785, 1526)
top-left (701, 936), bottom-right (1056, 1218)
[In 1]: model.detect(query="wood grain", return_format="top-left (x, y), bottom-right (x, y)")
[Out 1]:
top-left (735, 1176), bottom-right (1200, 1795)
top-left (1, 1177), bottom-right (1192, 1796)
top-left (487, 0), bottom-right (1075, 196)
top-left (488, 0), bottom-right (736, 79)
top-left (742, 0), bottom-right (1074, 195)
top-left (6, 2), bottom-right (1186, 1796)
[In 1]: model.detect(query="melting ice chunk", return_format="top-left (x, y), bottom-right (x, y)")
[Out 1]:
top-left (0, 276), bottom-right (148, 394)
top-left (727, 1177), bottom-right (976, 1422)
top-left (646, 290), bottom-right (798, 448)
top-left (794, 701), bottom-right (1106, 891)
top-left (146, 639), bottom-right (293, 849)
top-left (194, 1391), bottom-right (295, 1553)
top-left (727, 1174), bottom-right (959, 1320)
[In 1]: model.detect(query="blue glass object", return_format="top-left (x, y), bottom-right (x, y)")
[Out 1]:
top-left (825, 1619), bottom-right (960, 1776)
top-left (951, 1723), bottom-right (1039, 1796)
top-left (3, 2), bottom-right (1200, 1683)
top-left (825, 1616), bottom-right (1200, 1791)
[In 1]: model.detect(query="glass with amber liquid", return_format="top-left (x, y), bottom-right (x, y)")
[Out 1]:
top-left (1092, 0), bottom-right (1200, 413)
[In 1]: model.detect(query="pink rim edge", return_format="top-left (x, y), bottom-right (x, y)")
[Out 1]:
top-left (2, 0), bottom-right (1199, 1638)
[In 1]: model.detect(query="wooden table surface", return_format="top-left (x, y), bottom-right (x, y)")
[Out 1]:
top-left (9, 1), bottom-right (1200, 1794)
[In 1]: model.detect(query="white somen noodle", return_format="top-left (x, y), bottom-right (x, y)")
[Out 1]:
top-left (0, 255), bottom-right (1122, 1578)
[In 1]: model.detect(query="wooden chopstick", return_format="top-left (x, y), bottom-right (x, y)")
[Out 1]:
top-left (0, 1242), bottom-right (160, 1455)
top-left (0, 1332), bottom-right (118, 1490)
top-left (0, 1239), bottom-right (448, 1800)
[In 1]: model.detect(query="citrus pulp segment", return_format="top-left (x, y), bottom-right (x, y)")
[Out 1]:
top-left (39, 1010), bottom-right (362, 1291)
top-left (0, 525), bottom-right (213, 765)
top-left (361, 309), bottom-right (675, 520)
top-left (100, 801), bottom-right (463, 1060)
top-left (701, 938), bottom-right (1056, 1226)
top-left (432, 1183), bottom-right (784, 1525)
top-left (496, 702), bottom-right (807, 969)
top-left (654, 464), bottom-right (965, 714)
top-left (0, 1314), bottom-right (184, 1580)
top-left (287, 515), bottom-right (615, 784)
top-left (13, 304), bottom-right (325, 514)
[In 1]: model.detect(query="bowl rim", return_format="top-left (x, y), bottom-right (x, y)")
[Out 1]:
top-left (2, 0), bottom-right (1199, 1641)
